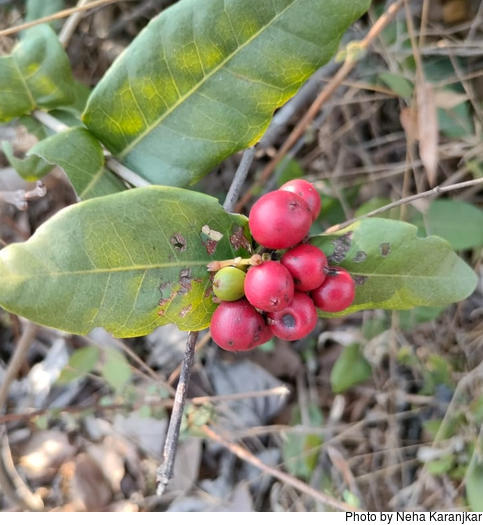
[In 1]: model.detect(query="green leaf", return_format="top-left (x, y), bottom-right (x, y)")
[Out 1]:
top-left (82, 0), bottom-right (370, 186)
top-left (2, 140), bottom-right (52, 181)
top-left (101, 348), bottom-right (132, 393)
top-left (25, 0), bottom-right (64, 24)
top-left (57, 346), bottom-right (99, 384)
top-left (438, 102), bottom-right (474, 139)
top-left (427, 454), bottom-right (454, 475)
top-left (0, 25), bottom-right (75, 122)
top-left (424, 200), bottom-right (483, 251)
top-left (330, 343), bottom-right (372, 393)
top-left (466, 460), bottom-right (483, 511)
top-left (28, 127), bottom-right (126, 200)
top-left (311, 218), bottom-right (477, 315)
top-left (275, 157), bottom-right (305, 187)
top-left (282, 404), bottom-right (324, 481)
top-left (378, 72), bottom-right (413, 99)
top-left (0, 186), bottom-right (250, 337)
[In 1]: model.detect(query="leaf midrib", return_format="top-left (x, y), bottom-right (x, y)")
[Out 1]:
top-left (118, 0), bottom-right (298, 157)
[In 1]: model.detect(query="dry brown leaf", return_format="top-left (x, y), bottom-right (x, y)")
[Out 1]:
top-left (400, 106), bottom-right (419, 144)
top-left (416, 80), bottom-right (439, 186)
top-left (70, 453), bottom-right (112, 511)
top-left (434, 89), bottom-right (468, 109)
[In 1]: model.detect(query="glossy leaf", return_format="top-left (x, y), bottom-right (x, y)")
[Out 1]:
top-left (29, 127), bottom-right (126, 199)
top-left (0, 25), bottom-right (75, 122)
top-left (311, 218), bottom-right (477, 315)
top-left (82, 0), bottom-right (370, 186)
top-left (0, 186), bottom-right (251, 337)
top-left (2, 140), bottom-right (52, 181)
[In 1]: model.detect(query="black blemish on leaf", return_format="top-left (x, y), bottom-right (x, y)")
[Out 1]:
top-left (170, 233), bottom-right (187, 251)
top-left (354, 275), bottom-right (367, 285)
top-left (353, 250), bottom-right (367, 263)
top-left (380, 242), bottom-right (391, 256)
top-left (230, 226), bottom-right (251, 251)
top-left (179, 268), bottom-right (192, 293)
top-left (328, 232), bottom-right (353, 264)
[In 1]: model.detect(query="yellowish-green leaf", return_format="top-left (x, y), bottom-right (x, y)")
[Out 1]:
top-left (82, 0), bottom-right (370, 186)
top-left (311, 218), bottom-right (477, 315)
top-left (28, 127), bottom-right (126, 199)
top-left (0, 186), bottom-right (251, 337)
top-left (0, 25), bottom-right (75, 122)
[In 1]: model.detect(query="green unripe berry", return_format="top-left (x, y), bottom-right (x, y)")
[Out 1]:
top-left (213, 267), bottom-right (246, 301)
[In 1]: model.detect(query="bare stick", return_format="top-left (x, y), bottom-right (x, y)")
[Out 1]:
top-left (235, 0), bottom-right (405, 212)
top-left (0, 0), bottom-right (124, 38)
top-left (223, 147), bottom-right (255, 213)
top-left (325, 178), bottom-right (483, 233)
top-left (59, 0), bottom-right (91, 47)
top-left (0, 181), bottom-right (46, 211)
top-left (156, 331), bottom-right (198, 495)
top-left (156, 148), bottom-right (255, 494)
top-left (0, 322), bottom-right (38, 411)
top-left (202, 425), bottom-right (358, 511)
top-left (0, 322), bottom-right (43, 511)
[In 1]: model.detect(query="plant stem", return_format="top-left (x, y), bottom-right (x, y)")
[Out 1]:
top-left (32, 110), bottom-right (150, 188)
top-left (325, 177), bottom-right (483, 233)
top-left (223, 147), bottom-right (255, 213)
top-left (156, 331), bottom-right (198, 495)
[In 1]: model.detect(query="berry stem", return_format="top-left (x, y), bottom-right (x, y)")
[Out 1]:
top-left (207, 253), bottom-right (270, 272)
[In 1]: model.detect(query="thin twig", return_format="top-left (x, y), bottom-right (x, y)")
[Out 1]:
top-left (0, 322), bottom-right (43, 510)
top-left (58, 0), bottom-right (91, 47)
top-left (223, 148), bottom-right (255, 213)
top-left (235, 0), bottom-right (405, 212)
top-left (0, 322), bottom-right (38, 411)
top-left (201, 424), bottom-right (359, 512)
top-left (155, 148), bottom-right (256, 495)
top-left (0, 0), bottom-right (124, 38)
top-left (156, 331), bottom-right (198, 495)
top-left (325, 178), bottom-right (483, 233)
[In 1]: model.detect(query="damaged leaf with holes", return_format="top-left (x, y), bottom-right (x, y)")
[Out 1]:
top-left (310, 218), bottom-right (477, 315)
top-left (0, 186), bottom-right (251, 336)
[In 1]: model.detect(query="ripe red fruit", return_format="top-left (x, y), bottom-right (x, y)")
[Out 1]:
top-left (248, 190), bottom-right (312, 249)
top-left (280, 179), bottom-right (321, 221)
top-left (311, 267), bottom-right (355, 313)
top-left (244, 261), bottom-right (294, 312)
top-left (268, 292), bottom-right (317, 341)
top-left (210, 299), bottom-right (271, 351)
top-left (281, 244), bottom-right (328, 292)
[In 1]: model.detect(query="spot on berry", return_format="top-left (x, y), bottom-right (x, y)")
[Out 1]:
top-left (329, 232), bottom-right (353, 264)
top-left (353, 250), bottom-right (367, 263)
top-left (282, 313), bottom-right (296, 328)
top-left (380, 242), bottom-right (391, 256)
top-left (170, 233), bottom-right (187, 251)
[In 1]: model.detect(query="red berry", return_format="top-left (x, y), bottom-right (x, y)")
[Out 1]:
top-left (210, 299), bottom-right (270, 351)
top-left (249, 190), bottom-right (312, 249)
top-left (268, 292), bottom-right (317, 341)
top-left (280, 179), bottom-right (321, 221)
top-left (311, 267), bottom-right (355, 312)
top-left (244, 261), bottom-right (294, 312)
top-left (281, 244), bottom-right (328, 292)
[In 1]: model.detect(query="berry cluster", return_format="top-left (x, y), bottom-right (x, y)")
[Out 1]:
top-left (210, 180), bottom-right (356, 352)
